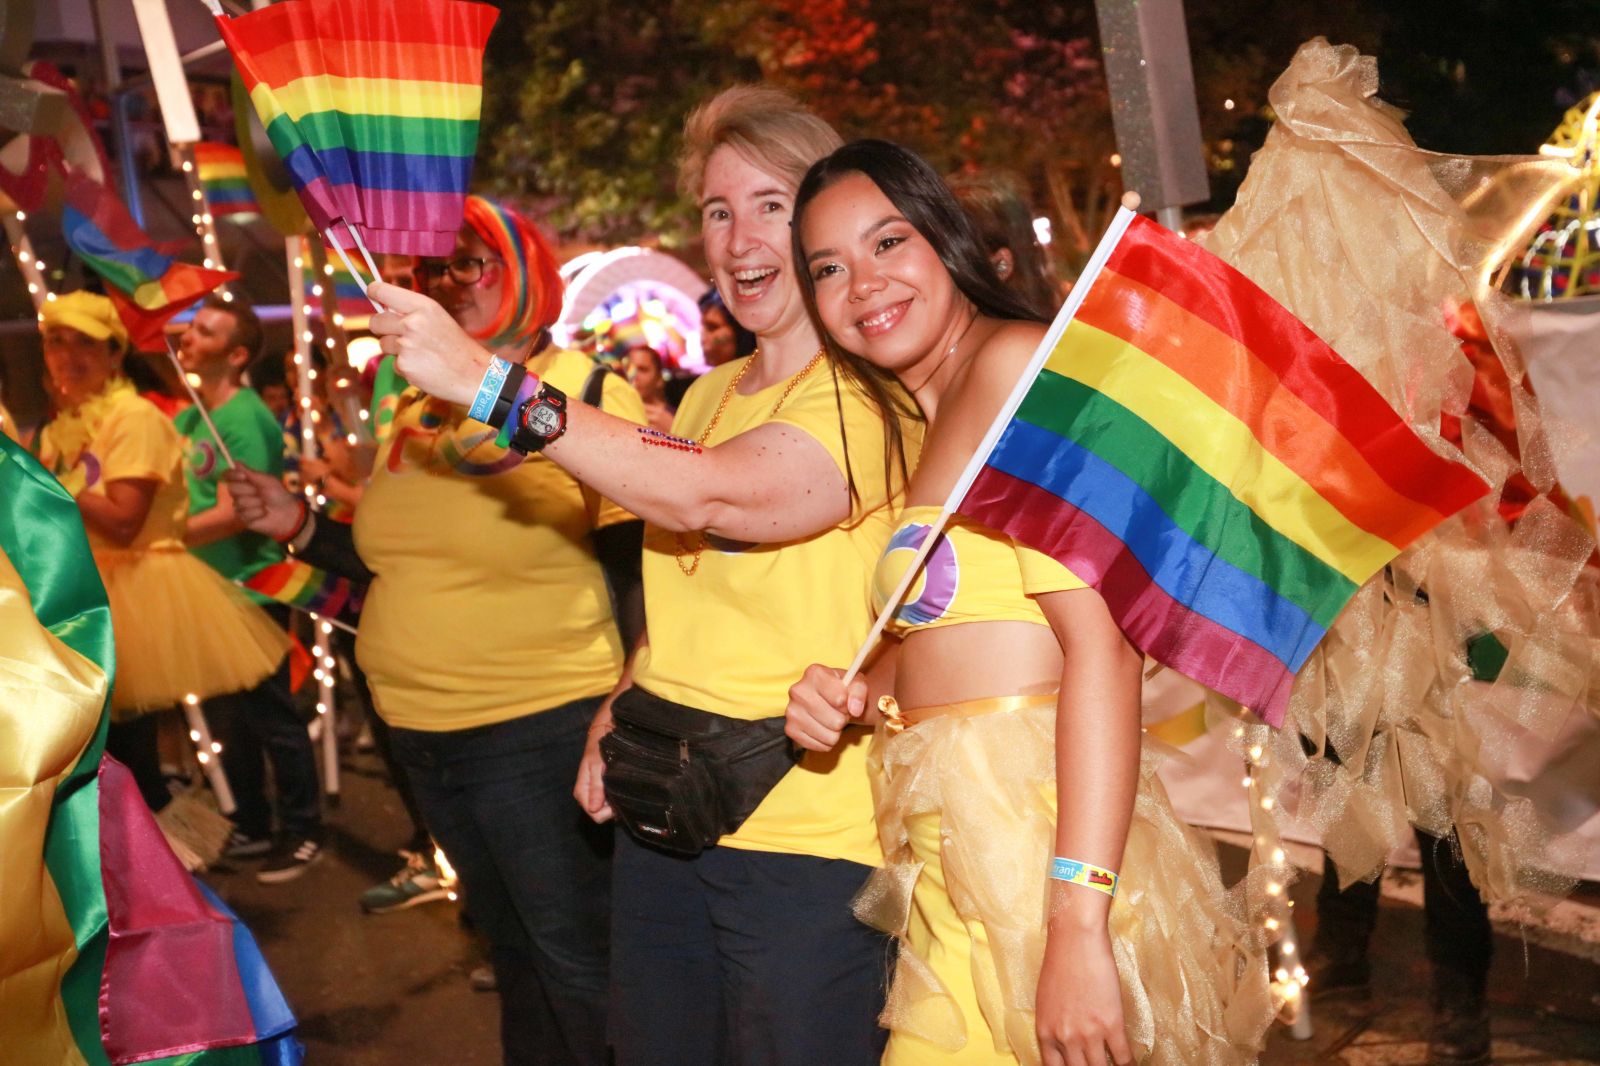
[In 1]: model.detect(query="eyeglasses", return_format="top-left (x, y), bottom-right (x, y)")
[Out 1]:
top-left (415, 256), bottom-right (502, 288)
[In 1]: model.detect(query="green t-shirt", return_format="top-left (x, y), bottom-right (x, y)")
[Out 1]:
top-left (176, 387), bottom-right (285, 587)
top-left (369, 354), bottom-right (409, 445)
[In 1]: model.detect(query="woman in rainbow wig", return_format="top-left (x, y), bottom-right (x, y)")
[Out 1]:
top-left (229, 194), bottom-right (649, 1066)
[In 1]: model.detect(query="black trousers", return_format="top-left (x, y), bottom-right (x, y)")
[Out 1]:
top-left (1313, 827), bottom-right (1492, 996)
top-left (609, 830), bottom-right (891, 1066)
top-left (343, 634), bottom-right (431, 852)
top-left (105, 711), bottom-right (170, 813)
top-left (391, 697), bottom-right (613, 1066)
top-left (205, 604), bottom-right (323, 840)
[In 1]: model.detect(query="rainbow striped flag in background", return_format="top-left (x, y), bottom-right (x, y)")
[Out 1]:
top-left (0, 435), bottom-right (302, 1064)
top-left (195, 141), bottom-right (261, 218)
top-left (957, 211), bottom-right (1490, 727)
top-left (300, 237), bottom-right (372, 319)
top-left (214, 0), bottom-right (498, 256)
top-left (61, 169), bottom-right (237, 351)
top-left (245, 558), bottom-right (363, 623)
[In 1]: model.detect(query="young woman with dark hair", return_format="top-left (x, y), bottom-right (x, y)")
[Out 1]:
top-left (786, 140), bottom-right (1269, 1066)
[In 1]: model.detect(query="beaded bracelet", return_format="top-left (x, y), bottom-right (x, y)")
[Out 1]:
top-left (468, 356), bottom-right (514, 423)
top-left (1048, 857), bottom-right (1119, 898)
top-left (493, 372), bottom-right (543, 449)
top-left (636, 426), bottom-right (703, 454)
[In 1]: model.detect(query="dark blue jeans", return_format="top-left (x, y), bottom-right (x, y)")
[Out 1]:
top-left (609, 830), bottom-right (891, 1066)
top-left (205, 605), bottom-right (322, 839)
top-left (390, 696), bottom-right (613, 1066)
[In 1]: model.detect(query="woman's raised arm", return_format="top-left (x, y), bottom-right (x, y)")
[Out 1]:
top-left (369, 281), bottom-right (853, 542)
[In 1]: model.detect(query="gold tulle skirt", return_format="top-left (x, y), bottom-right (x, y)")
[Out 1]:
top-left (96, 547), bottom-right (289, 718)
top-left (857, 694), bottom-right (1272, 1066)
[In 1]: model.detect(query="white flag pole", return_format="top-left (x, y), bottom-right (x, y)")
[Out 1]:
top-left (163, 336), bottom-right (238, 469)
top-left (346, 225), bottom-right (386, 297)
top-left (323, 225), bottom-right (385, 313)
top-left (841, 196), bottom-right (1142, 684)
top-left (321, 219), bottom-right (387, 312)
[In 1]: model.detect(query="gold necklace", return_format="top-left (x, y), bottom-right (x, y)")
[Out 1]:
top-left (674, 346), bottom-right (827, 576)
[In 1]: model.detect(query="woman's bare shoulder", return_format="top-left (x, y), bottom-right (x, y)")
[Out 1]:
top-left (968, 319), bottom-right (1049, 396)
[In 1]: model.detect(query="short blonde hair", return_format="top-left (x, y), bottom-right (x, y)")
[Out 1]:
top-left (677, 85), bottom-right (842, 204)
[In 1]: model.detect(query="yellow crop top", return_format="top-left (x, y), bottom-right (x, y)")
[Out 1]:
top-left (872, 506), bottom-right (1088, 636)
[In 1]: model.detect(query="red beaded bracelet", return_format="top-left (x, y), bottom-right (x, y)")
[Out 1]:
top-left (636, 426), bottom-right (703, 454)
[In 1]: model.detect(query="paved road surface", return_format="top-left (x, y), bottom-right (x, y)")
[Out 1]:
top-left (205, 749), bottom-right (1600, 1064)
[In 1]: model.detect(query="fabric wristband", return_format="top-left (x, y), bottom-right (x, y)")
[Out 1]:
top-left (468, 356), bottom-right (514, 423)
top-left (1048, 857), bottom-right (1118, 898)
top-left (493, 372), bottom-right (543, 450)
top-left (488, 362), bottom-right (529, 429)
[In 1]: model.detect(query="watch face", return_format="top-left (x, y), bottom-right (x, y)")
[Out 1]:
top-left (527, 403), bottom-right (562, 436)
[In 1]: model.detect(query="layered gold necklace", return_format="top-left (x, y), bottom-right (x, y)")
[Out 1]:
top-left (674, 346), bottom-right (827, 576)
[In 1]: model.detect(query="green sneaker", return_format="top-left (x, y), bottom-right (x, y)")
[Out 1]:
top-left (360, 849), bottom-right (450, 914)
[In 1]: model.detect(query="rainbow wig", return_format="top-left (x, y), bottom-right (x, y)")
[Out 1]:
top-left (461, 195), bottom-right (564, 349)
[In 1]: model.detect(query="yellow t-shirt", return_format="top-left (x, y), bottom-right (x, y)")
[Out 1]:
top-left (354, 348), bottom-right (646, 731)
top-left (36, 383), bottom-right (189, 555)
top-left (632, 357), bottom-right (921, 867)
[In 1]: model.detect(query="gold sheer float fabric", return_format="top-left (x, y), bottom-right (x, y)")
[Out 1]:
top-left (0, 535), bottom-right (106, 1063)
top-left (1202, 39), bottom-right (1600, 905)
top-left (857, 696), bottom-right (1272, 1066)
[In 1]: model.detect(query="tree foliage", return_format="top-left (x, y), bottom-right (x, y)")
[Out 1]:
top-left (478, 0), bottom-right (1111, 250)
top-left (478, 1), bottom-right (758, 246)
top-left (476, 0), bottom-right (1600, 253)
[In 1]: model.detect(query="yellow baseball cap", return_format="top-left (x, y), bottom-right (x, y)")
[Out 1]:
top-left (40, 291), bottom-right (129, 351)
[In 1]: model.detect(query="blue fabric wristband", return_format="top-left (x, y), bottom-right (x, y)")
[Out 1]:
top-left (468, 356), bottom-right (513, 423)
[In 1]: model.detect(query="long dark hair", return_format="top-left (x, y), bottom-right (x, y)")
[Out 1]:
top-left (794, 140), bottom-right (1050, 334)
top-left (791, 140), bottom-right (1049, 506)
top-left (948, 170), bottom-right (1061, 319)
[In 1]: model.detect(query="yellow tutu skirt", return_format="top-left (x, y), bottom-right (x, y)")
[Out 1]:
top-left (857, 695), bottom-right (1272, 1066)
top-left (95, 547), bottom-right (290, 719)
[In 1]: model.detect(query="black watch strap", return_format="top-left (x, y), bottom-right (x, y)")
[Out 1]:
top-left (509, 381), bottom-right (569, 455)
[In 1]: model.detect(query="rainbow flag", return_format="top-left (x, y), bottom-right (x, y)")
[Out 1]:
top-left (0, 435), bottom-right (303, 1064)
top-left (215, 0), bottom-right (498, 256)
top-left (245, 559), bottom-right (362, 622)
top-left (195, 141), bottom-right (261, 218)
top-left (61, 169), bottom-right (237, 351)
top-left (955, 211), bottom-right (1489, 726)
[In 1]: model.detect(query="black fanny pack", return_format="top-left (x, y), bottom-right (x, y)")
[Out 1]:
top-left (600, 686), bottom-right (801, 855)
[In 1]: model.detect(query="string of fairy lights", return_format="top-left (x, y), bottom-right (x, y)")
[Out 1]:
top-left (1228, 709), bottom-right (1312, 1028)
top-left (176, 144), bottom-right (232, 299)
top-left (286, 237), bottom-right (342, 802)
top-left (7, 208), bottom-right (54, 313)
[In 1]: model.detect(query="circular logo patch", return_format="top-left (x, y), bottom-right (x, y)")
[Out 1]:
top-left (877, 523), bottom-right (959, 626)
